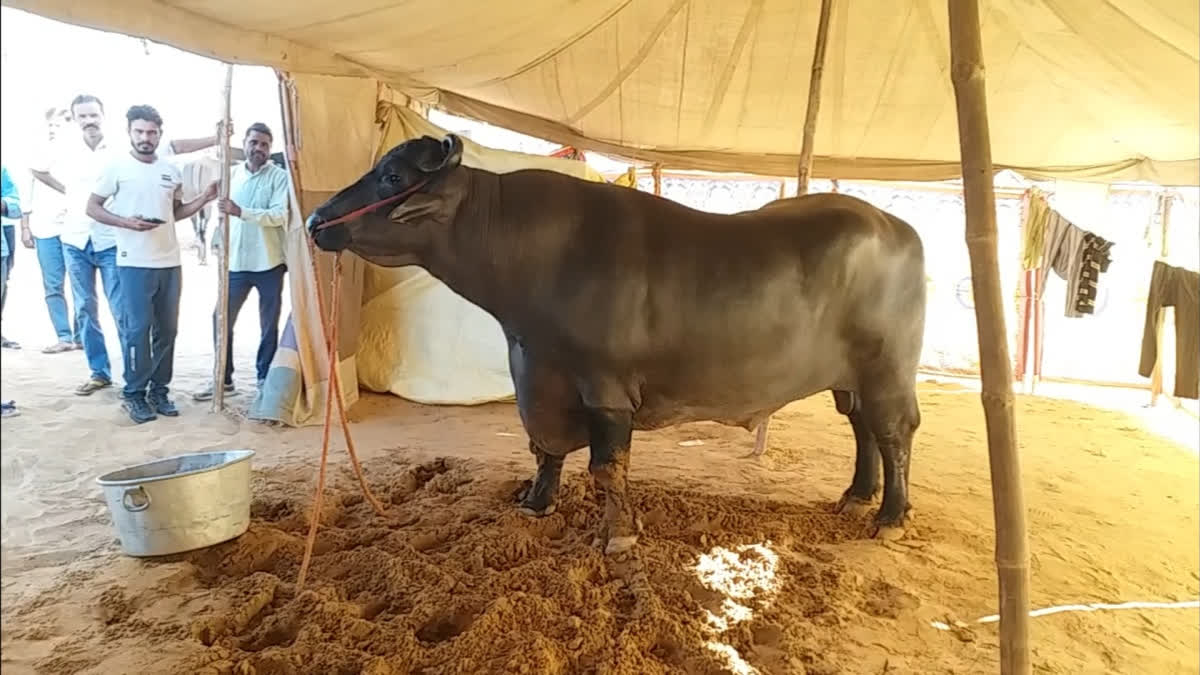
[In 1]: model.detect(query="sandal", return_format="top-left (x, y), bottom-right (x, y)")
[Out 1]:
top-left (75, 377), bottom-right (112, 396)
top-left (42, 341), bottom-right (75, 354)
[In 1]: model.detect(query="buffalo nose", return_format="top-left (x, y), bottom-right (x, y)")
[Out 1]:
top-left (306, 212), bottom-right (326, 232)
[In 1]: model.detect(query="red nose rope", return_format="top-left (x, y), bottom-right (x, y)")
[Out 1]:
top-left (297, 178), bottom-right (433, 589)
top-left (310, 178), bottom-right (431, 231)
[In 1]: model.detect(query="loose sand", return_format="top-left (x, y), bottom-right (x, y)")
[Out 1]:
top-left (1, 251), bottom-right (1197, 674)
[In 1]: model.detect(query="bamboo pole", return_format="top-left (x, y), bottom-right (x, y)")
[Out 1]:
top-left (948, 2), bottom-right (1031, 673)
top-left (795, 0), bottom-right (833, 196)
top-left (212, 64), bottom-right (234, 413)
top-left (753, 0), bottom-right (833, 457)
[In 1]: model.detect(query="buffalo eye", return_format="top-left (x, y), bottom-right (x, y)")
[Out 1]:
top-left (384, 174), bottom-right (404, 186)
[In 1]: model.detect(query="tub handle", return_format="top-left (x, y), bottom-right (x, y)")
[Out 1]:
top-left (122, 486), bottom-right (151, 512)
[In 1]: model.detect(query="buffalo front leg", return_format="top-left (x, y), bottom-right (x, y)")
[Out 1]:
top-left (517, 440), bottom-right (564, 517)
top-left (587, 408), bottom-right (638, 554)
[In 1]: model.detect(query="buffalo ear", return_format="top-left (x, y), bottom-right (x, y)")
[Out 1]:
top-left (414, 134), bottom-right (465, 174)
top-left (441, 134), bottom-right (464, 170)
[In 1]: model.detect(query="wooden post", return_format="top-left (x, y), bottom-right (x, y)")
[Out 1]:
top-left (212, 64), bottom-right (235, 413)
top-left (948, 2), bottom-right (1031, 674)
top-left (795, 0), bottom-right (833, 195)
top-left (652, 163), bottom-right (663, 196)
top-left (753, 0), bottom-right (833, 457)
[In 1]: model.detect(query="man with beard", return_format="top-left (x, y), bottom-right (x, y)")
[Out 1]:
top-left (193, 122), bottom-right (290, 401)
top-left (86, 105), bottom-right (218, 423)
top-left (32, 94), bottom-right (224, 396)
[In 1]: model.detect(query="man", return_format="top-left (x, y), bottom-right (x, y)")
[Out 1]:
top-left (0, 163), bottom-right (18, 350)
top-left (2, 165), bottom-right (21, 418)
top-left (194, 123), bottom-right (290, 401)
top-left (86, 104), bottom-right (217, 424)
top-left (32, 94), bottom-right (223, 396)
top-left (21, 107), bottom-right (81, 354)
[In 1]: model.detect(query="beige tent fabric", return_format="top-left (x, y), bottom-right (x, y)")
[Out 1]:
top-left (8, 0), bottom-right (1197, 185)
top-left (251, 73), bottom-right (379, 427)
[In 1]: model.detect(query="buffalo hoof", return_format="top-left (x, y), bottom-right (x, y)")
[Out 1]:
top-left (834, 494), bottom-right (874, 518)
top-left (871, 509), bottom-right (910, 541)
top-left (604, 535), bottom-right (639, 555)
top-left (517, 503), bottom-right (557, 518)
top-left (872, 523), bottom-right (907, 541)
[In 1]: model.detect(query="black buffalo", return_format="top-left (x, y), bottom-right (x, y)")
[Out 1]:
top-left (309, 135), bottom-right (926, 551)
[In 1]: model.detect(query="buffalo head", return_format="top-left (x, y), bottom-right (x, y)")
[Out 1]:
top-left (308, 134), bottom-right (465, 267)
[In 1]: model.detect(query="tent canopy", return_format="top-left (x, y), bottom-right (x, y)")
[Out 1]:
top-left (7, 0), bottom-right (1197, 184)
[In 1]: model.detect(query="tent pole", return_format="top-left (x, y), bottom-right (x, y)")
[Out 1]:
top-left (652, 163), bottom-right (663, 196)
top-left (948, 2), bottom-right (1031, 674)
top-left (753, 0), bottom-right (833, 456)
top-left (212, 63), bottom-right (234, 413)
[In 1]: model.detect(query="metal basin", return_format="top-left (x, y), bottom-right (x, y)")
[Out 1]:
top-left (96, 450), bottom-right (256, 557)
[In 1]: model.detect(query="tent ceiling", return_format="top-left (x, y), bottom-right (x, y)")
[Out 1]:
top-left (6, 0), bottom-right (1198, 184)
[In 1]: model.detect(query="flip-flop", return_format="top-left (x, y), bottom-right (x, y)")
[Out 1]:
top-left (75, 377), bottom-right (112, 396)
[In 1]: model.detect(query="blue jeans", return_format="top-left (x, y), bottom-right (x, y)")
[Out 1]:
top-left (119, 265), bottom-right (182, 399)
top-left (34, 236), bottom-right (81, 343)
top-left (64, 241), bottom-right (122, 381)
top-left (214, 264), bottom-right (286, 384)
top-left (0, 253), bottom-right (8, 328)
top-left (0, 225), bottom-right (13, 319)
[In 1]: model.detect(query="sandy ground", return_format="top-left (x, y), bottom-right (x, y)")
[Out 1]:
top-left (1, 244), bottom-right (1198, 674)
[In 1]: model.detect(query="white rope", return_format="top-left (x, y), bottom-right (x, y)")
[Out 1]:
top-left (931, 599), bottom-right (1199, 631)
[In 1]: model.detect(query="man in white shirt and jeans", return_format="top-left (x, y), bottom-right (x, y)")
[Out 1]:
top-left (194, 122), bottom-right (290, 401)
top-left (33, 94), bottom-right (225, 396)
top-left (21, 106), bottom-right (81, 354)
top-left (87, 105), bottom-right (217, 423)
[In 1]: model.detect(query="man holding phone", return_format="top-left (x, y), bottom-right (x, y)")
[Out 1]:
top-left (86, 104), bottom-right (217, 423)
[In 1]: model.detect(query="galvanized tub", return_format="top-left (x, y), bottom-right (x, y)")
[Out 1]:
top-left (96, 450), bottom-right (255, 557)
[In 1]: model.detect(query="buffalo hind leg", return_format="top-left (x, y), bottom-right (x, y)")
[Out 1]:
top-left (587, 408), bottom-right (638, 554)
top-left (832, 390), bottom-right (882, 517)
top-left (861, 387), bottom-right (920, 539)
top-left (517, 440), bottom-right (564, 517)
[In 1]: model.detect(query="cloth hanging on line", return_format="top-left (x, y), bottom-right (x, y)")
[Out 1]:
top-left (1038, 210), bottom-right (1114, 318)
top-left (1138, 260), bottom-right (1200, 400)
top-left (1020, 188), bottom-right (1052, 270)
top-left (1075, 232), bottom-right (1114, 315)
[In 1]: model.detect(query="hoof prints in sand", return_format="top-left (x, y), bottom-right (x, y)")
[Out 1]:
top-left (177, 457), bottom-right (881, 674)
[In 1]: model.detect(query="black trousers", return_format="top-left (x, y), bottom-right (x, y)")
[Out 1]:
top-left (1138, 260), bottom-right (1200, 400)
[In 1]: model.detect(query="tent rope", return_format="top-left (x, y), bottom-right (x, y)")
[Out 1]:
top-left (296, 241), bottom-right (387, 590)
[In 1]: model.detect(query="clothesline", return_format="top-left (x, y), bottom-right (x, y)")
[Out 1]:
top-left (1020, 188), bottom-right (1115, 319)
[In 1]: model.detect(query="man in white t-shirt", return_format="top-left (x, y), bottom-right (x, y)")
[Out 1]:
top-left (87, 104), bottom-right (218, 424)
top-left (32, 94), bottom-right (226, 397)
top-left (20, 106), bottom-right (81, 354)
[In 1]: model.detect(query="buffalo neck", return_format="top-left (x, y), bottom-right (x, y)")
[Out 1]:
top-left (421, 168), bottom-right (518, 322)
